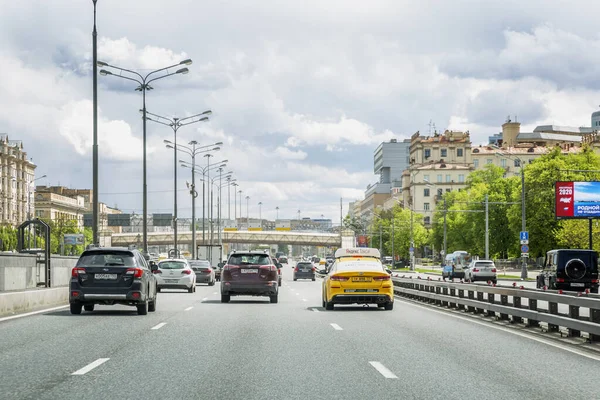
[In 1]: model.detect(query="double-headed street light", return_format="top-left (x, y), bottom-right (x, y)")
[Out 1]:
top-left (494, 147), bottom-right (527, 280)
top-left (168, 140), bottom-right (222, 258)
top-left (98, 58), bottom-right (192, 254)
top-left (231, 182), bottom-right (239, 220)
top-left (148, 110), bottom-right (211, 252)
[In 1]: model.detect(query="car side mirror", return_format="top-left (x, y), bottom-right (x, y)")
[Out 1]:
top-left (218, 262), bottom-right (225, 268)
top-left (150, 262), bottom-right (158, 272)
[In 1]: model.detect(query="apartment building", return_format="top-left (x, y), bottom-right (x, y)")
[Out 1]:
top-left (0, 135), bottom-right (37, 226)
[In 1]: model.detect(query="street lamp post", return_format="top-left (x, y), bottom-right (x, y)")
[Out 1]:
top-left (258, 202), bottom-right (262, 221)
top-left (232, 183), bottom-right (239, 220)
top-left (92, 0), bottom-right (99, 247)
top-left (147, 110), bottom-right (211, 252)
top-left (246, 196), bottom-right (250, 220)
top-left (168, 141), bottom-right (223, 258)
top-left (238, 190), bottom-right (243, 221)
top-left (276, 206), bottom-right (279, 220)
top-left (98, 58), bottom-right (192, 254)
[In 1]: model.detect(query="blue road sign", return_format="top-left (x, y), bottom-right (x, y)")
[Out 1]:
top-left (520, 231), bottom-right (529, 241)
top-left (409, 247), bottom-right (414, 253)
top-left (521, 244), bottom-right (529, 253)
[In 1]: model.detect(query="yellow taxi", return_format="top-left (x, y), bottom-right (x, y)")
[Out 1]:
top-left (321, 248), bottom-right (394, 311)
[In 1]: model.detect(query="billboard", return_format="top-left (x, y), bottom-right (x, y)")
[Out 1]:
top-left (356, 235), bottom-right (368, 247)
top-left (64, 234), bottom-right (84, 245)
top-left (108, 213), bottom-right (131, 226)
top-left (556, 181), bottom-right (600, 219)
top-left (152, 213), bottom-right (172, 227)
top-left (83, 213), bottom-right (92, 227)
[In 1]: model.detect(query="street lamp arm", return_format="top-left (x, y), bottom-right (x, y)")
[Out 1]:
top-left (146, 69), bottom-right (185, 86)
top-left (150, 118), bottom-right (174, 128)
top-left (99, 62), bottom-right (144, 81)
top-left (171, 145), bottom-right (194, 156)
top-left (101, 71), bottom-right (143, 86)
top-left (144, 110), bottom-right (174, 124)
top-left (145, 60), bottom-right (191, 80)
top-left (179, 110), bottom-right (212, 123)
top-left (180, 117), bottom-right (209, 126)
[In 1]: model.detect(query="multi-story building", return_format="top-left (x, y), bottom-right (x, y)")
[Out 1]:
top-left (403, 130), bottom-right (473, 226)
top-left (373, 138), bottom-right (410, 193)
top-left (0, 135), bottom-right (37, 226)
top-left (34, 191), bottom-right (86, 229)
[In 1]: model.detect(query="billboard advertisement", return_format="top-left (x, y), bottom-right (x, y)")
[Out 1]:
top-left (356, 235), bottom-right (368, 247)
top-left (64, 234), bottom-right (84, 245)
top-left (556, 181), bottom-right (600, 219)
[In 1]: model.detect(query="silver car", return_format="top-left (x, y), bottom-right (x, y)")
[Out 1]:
top-left (190, 260), bottom-right (216, 286)
top-left (156, 259), bottom-right (196, 293)
top-left (464, 260), bottom-right (497, 284)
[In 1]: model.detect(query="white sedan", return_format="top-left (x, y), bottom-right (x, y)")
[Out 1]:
top-left (155, 259), bottom-right (196, 293)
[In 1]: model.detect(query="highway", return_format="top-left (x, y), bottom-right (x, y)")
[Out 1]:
top-left (0, 265), bottom-right (599, 400)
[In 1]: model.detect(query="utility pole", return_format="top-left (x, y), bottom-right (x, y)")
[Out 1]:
top-left (92, 0), bottom-right (99, 246)
top-left (485, 193), bottom-right (489, 259)
top-left (443, 198), bottom-right (447, 259)
top-left (520, 166), bottom-right (527, 280)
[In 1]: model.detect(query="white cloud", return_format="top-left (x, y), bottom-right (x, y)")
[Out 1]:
top-left (274, 146), bottom-right (307, 160)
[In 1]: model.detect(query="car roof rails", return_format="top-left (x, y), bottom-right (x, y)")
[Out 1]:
top-left (86, 244), bottom-right (100, 250)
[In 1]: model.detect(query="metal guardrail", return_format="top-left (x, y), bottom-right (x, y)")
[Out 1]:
top-left (392, 276), bottom-right (600, 342)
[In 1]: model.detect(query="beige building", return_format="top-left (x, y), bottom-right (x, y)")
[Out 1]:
top-left (0, 135), bottom-right (37, 226)
top-left (403, 130), bottom-right (473, 226)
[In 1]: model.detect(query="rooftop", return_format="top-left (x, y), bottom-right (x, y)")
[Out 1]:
top-left (533, 125), bottom-right (595, 134)
top-left (472, 145), bottom-right (580, 155)
top-left (517, 132), bottom-right (582, 142)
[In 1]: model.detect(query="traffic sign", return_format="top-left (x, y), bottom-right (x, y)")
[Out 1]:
top-left (409, 247), bottom-right (414, 253)
top-left (520, 231), bottom-right (529, 241)
top-left (520, 244), bottom-right (529, 253)
top-left (521, 253), bottom-right (529, 258)
top-left (520, 239), bottom-right (529, 245)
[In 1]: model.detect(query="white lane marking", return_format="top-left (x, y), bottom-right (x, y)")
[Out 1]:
top-left (369, 361), bottom-right (398, 379)
top-left (395, 297), bottom-right (600, 362)
top-left (312, 308), bottom-right (320, 312)
top-left (0, 305), bottom-right (68, 323)
top-left (202, 297), bottom-right (208, 301)
top-left (302, 298), bottom-right (307, 302)
top-left (151, 322), bottom-right (167, 330)
top-left (184, 306), bottom-right (193, 311)
top-left (330, 323), bottom-right (343, 331)
top-left (72, 358), bottom-right (110, 376)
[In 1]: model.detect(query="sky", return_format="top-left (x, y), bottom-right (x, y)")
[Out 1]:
top-left (2, 0), bottom-right (600, 223)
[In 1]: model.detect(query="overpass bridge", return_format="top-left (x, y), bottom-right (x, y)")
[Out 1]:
top-left (109, 230), bottom-right (349, 247)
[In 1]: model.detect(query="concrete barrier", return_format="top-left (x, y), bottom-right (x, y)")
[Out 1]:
top-left (0, 254), bottom-right (77, 291)
top-left (0, 287), bottom-right (68, 317)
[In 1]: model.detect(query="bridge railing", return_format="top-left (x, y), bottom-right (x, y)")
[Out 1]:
top-left (392, 276), bottom-right (600, 342)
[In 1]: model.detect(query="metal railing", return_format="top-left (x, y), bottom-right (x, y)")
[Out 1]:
top-left (392, 276), bottom-right (600, 342)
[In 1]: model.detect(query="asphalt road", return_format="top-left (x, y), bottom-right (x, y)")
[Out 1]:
top-left (0, 264), bottom-right (598, 400)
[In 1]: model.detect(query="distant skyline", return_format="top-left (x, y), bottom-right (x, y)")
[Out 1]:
top-left (3, 0), bottom-right (600, 221)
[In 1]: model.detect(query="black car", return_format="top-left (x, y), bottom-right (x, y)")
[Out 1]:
top-left (293, 262), bottom-right (316, 281)
top-left (69, 247), bottom-right (159, 315)
top-left (537, 249), bottom-right (599, 293)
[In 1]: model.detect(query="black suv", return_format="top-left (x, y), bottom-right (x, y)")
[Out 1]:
top-left (537, 249), bottom-right (599, 293)
top-left (69, 247), bottom-right (159, 315)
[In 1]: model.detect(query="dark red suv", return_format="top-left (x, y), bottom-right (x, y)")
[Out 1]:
top-left (220, 251), bottom-right (279, 303)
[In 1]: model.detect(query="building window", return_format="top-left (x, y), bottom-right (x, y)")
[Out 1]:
top-left (424, 149), bottom-right (431, 159)
top-left (424, 188), bottom-right (430, 197)
top-left (423, 174), bottom-right (429, 182)
top-left (514, 159), bottom-right (521, 167)
top-left (446, 188), bottom-right (451, 193)
top-left (437, 188), bottom-right (443, 196)
top-left (458, 174), bottom-right (465, 183)
top-left (501, 159), bottom-right (507, 168)
top-left (424, 203), bottom-right (430, 211)
top-left (437, 174), bottom-right (442, 183)
top-left (486, 159), bottom-right (493, 164)
top-left (446, 175), bottom-right (451, 182)
top-left (457, 148), bottom-right (463, 157)
top-left (441, 148), bottom-right (447, 158)
top-left (424, 216), bottom-right (430, 224)
top-left (474, 159), bottom-right (479, 168)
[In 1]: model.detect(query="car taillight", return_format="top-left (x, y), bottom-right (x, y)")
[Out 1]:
top-left (330, 275), bottom-right (349, 281)
top-left (491, 268), bottom-right (497, 273)
top-left (182, 270), bottom-right (192, 275)
top-left (373, 275), bottom-right (390, 281)
top-left (473, 268), bottom-right (479, 272)
top-left (556, 278), bottom-right (565, 282)
top-left (312, 267), bottom-right (316, 272)
top-left (294, 267), bottom-right (299, 272)
top-left (72, 267), bottom-right (86, 277)
top-left (153, 270), bottom-right (162, 274)
top-left (207, 268), bottom-right (212, 273)
top-left (125, 268), bottom-right (144, 278)
top-left (592, 279), bottom-right (599, 283)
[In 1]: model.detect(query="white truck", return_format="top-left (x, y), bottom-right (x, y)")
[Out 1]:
top-left (196, 245), bottom-right (223, 267)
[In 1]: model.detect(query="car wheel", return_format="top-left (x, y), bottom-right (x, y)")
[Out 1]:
top-left (270, 294), bottom-right (278, 303)
top-left (157, 287), bottom-right (162, 293)
top-left (590, 286), bottom-right (599, 294)
top-left (84, 304), bottom-right (95, 312)
top-left (384, 302), bottom-right (394, 311)
top-left (221, 294), bottom-right (230, 303)
top-left (293, 278), bottom-right (297, 281)
top-left (70, 303), bottom-right (82, 315)
top-left (137, 301), bottom-right (148, 315)
top-left (188, 285), bottom-right (194, 293)
top-left (325, 301), bottom-right (334, 311)
top-left (312, 277), bottom-right (316, 281)
top-left (209, 280), bottom-right (215, 286)
top-left (148, 295), bottom-right (157, 312)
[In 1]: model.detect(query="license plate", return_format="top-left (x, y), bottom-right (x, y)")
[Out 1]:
top-left (352, 277), bottom-right (372, 282)
top-left (301, 269), bottom-right (310, 272)
top-left (345, 289), bottom-right (378, 293)
top-left (241, 269), bottom-right (258, 274)
top-left (95, 274), bottom-right (117, 280)
top-left (165, 279), bottom-right (178, 283)
top-left (571, 283), bottom-right (585, 287)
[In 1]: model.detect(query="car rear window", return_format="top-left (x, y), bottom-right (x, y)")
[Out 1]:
top-left (159, 261), bottom-right (187, 269)
top-left (190, 261), bottom-right (210, 268)
top-left (337, 261), bottom-right (384, 271)
top-left (297, 263), bottom-right (312, 267)
top-left (77, 251), bottom-right (135, 267)
top-left (475, 261), bottom-right (495, 267)
top-left (228, 254), bottom-right (271, 265)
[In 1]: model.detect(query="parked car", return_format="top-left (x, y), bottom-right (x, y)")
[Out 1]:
top-left (190, 260), bottom-right (216, 286)
top-left (156, 259), bottom-right (196, 293)
top-left (69, 247), bottom-right (158, 315)
top-left (220, 251), bottom-right (279, 303)
top-left (537, 249), bottom-right (599, 293)
top-left (293, 261), bottom-right (316, 281)
top-left (464, 260), bottom-right (497, 284)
